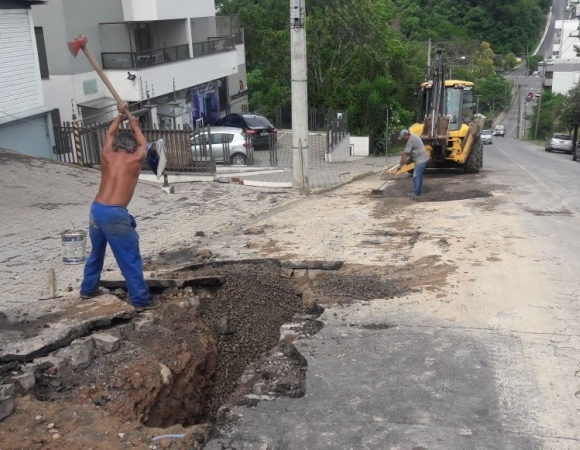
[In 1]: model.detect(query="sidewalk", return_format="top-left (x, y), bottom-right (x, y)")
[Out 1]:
top-left (0, 148), bottom-right (386, 318)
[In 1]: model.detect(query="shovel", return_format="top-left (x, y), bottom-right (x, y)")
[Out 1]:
top-left (67, 35), bottom-right (133, 119)
top-left (370, 163), bottom-right (400, 197)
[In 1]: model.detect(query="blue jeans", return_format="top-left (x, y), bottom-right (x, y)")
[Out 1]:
top-left (81, 202), bottom-right (150, 307)
top-left (413, 162), bottom-right (428, 196)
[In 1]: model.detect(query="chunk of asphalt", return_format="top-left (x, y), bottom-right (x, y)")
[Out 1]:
top-left (92, 333), bottom-right (120, 353)
top-left (56, 344), bottom-right (92, 369)
top-left (0, 396), bottom-right (14, 421)
top-left (13, 372), bottom-right (35, 392)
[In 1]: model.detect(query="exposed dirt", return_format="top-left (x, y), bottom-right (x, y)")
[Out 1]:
top-left (0, 261), bottom-right (321, 449)
top-left (0, 255), bottom-right (456, 450)
top-left (368, 171), bottom-right (500, 217)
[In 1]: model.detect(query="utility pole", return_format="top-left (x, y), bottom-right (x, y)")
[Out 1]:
top-left (534, 91), bottom-right (543, 139)
top-left (427, 38), bottom-right (431, 69)
top-left (516, 86), bottom-right (522, 138)
top-left (474, 95), bottom-right (481, 114)
top-left (290, 0), bottom-right (308, 191)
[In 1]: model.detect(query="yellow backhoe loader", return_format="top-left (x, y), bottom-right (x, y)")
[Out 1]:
top-left (394, 47), bottom-right (484, 176)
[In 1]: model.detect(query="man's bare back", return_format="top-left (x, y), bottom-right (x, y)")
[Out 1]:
top-left (96, 151), bottom-right (144, 207)
top-left (94, 105), bottom-right (147, 207)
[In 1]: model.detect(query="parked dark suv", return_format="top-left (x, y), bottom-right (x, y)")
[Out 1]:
top-left (214, 113), bottom-right (277, 148)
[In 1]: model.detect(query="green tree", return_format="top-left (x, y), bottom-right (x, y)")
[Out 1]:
top-left (528, 91), bottom-right (566, 139)
top-left (473, 41), bottom-right (496, 79)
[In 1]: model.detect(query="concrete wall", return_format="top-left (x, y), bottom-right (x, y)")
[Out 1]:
top-left (552, 70), bottom-right (580, 94)
top-left (121, 0), bottom-right (215, 22)
top-left (191, 17), bottom-right (216, 42)
top-left (350, 136), bottom-right (370, 157)
top-left (0, 112), bottom-right (55, 160)
top-left (227, 62), bottom-right (248, 114)
top-left (155, 20), bottom-right (188, 48)
top-left (100, 23), bottom-right (131, 54)
top-left (325, 134), bottom-right (352, 163)
top-left (32, 0), bottom-right (124, 76)
top-left (42, 72), bottom-right (113, 122)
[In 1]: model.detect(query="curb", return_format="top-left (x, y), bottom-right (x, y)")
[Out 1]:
top-left (309, 167), bottom-right (387, 195)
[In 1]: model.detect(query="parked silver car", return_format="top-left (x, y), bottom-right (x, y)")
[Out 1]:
top-left (191, 127), bottom-right (252, 165)
top-left (481, 129), bottom-right (493, 145)
top-left (545, 133), bottom-right (573, 154)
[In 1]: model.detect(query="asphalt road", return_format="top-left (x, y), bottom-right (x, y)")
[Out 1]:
top-left (205, 139), bottom-right (580, 449)
top-left (502, 0), bottom-right (570, 139)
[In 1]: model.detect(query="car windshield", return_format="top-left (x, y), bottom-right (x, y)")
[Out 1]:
top-left (243, 115), bottom-right (273, 128)
top-left (482, 130), bottom-right (492, 135)
top-left (554, 134), bottom-right (571, 140)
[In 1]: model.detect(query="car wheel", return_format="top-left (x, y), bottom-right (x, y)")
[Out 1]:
top-left (230, 153), bottom-right (247, 166)
top-left (545, 147), bottom-right (550, 152)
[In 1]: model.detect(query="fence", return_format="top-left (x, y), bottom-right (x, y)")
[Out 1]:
top-left (52, 121), bottom-right (216, 173)
top-left (274, 106), bottom-right (344, 132)
top-left (327, 112), bottom-right (349, 154)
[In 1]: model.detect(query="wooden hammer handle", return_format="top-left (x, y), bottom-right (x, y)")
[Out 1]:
top-left (81, 46), bottom-right (134, 120)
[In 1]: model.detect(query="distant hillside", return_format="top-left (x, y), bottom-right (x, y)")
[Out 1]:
top-left (392, 0), bottom-right (551, 54)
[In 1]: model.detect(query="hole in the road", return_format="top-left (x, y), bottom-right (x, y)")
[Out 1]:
top-left (4, 261), bottom-right (329, 431)
top-left (2, 258), bottom-right (416, 446)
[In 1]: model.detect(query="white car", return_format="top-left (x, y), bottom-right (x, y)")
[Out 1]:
top-left (481, 130), bottom-right (493, 145)
top-left (481, 129), bottom-right (493, 145)
top-left (191, 127), bottom-right (253, 165)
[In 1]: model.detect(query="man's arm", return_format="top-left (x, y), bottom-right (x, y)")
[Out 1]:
top-left (103, 105), bottom-right (126, 153)
top-left (129, 116), bottom-right (148, 160)
top-left (399, 153), bottom-right (409, 166)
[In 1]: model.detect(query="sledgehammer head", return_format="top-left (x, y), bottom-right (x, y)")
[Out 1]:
top-left (67, 35), bottom-right (88, 57)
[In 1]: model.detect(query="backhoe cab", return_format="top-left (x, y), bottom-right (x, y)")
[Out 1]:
top-left (396, 47), bottom-right (484, 175)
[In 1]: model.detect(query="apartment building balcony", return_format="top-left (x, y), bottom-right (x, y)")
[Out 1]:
top-left (103, 47), bottom-right (240, 102)
top-left (102, 36), bottom-right (242, 70)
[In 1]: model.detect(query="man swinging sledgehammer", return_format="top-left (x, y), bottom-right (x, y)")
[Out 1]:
top-left (80, 104), bottom-right (160, 311)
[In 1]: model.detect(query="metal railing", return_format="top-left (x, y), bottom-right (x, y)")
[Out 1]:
top-left (102, 35), bottom-right (239, 69)
top-left (327, 112), bottom-right (349, 154)
top-left (102, 44), bottom-right (190, 69)
top-left (192, 37), bottom-right (235, 58)
top-left (274, 106), bottom-right (343, 132)
top-left (52, 120), bottom-right (216, 173)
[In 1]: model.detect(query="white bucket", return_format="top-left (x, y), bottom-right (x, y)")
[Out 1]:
top-left (61, 230), bottom-right (87, 264)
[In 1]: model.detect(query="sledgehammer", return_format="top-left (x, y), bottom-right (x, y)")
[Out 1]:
top-left (67, 35), bottom-right (133, 119)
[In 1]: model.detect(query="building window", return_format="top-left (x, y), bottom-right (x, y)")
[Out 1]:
top-left (34, 27), bottom-right (49, 79)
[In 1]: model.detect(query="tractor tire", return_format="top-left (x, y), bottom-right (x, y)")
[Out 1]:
top-left (463, 139), bottom-right (483, 173)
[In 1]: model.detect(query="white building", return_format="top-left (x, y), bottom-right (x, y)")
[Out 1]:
top-left (31, 0), bottom-right (248, 128)
top-left (552, 19), bottom-right (580, 60)
top-left (0, 0), bottom-right (55, 159)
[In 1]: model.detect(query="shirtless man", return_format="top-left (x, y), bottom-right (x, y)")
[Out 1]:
top-left (80, 104), bottom-right (159, 311)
